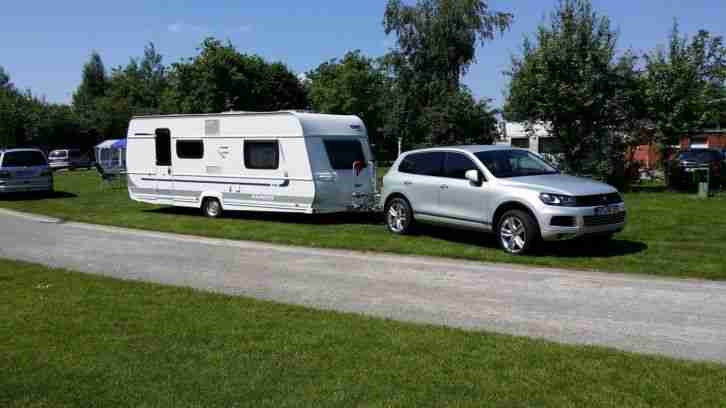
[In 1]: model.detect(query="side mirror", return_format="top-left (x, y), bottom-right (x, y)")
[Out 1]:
top-left (465, 169), bottom-right (482, 186)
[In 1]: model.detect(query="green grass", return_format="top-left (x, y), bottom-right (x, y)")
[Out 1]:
top-left (1, 170), bottom-right (725, 280)
top-left (2, 258), bottom-right (725, 407)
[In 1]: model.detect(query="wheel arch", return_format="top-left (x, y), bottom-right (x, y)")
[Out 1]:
top-left (492, 200), bottom-right (539, 230)
top-left (200, 191), bottom-right (224, 209)
top-left (383, 191), bottom-right (412, 210)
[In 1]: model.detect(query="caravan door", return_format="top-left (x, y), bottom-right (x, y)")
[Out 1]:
top-left (321, 138), bottom-right (373, 209)
top-left (154, 128), bottom-right (174, 204)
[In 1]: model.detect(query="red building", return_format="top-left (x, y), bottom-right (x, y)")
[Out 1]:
top-left (680, 130), bottom-right (726, 150)
top-left (632, 144), bottom-right (661, 169)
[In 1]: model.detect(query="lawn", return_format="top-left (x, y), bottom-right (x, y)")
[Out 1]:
top-left (1, 258), bottom-right (725, 407)
top-left (1, 170), bottom-right (725, 280)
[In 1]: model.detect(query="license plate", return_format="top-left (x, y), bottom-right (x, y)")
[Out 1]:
top-left (595, 205), bottom-right (623, 216)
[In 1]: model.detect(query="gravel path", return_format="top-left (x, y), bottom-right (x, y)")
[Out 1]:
top-left (2, 208), bottom-right (725, 363)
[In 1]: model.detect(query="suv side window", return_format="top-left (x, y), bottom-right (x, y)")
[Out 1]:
top-left (443, 152), bottom-right (478, 179)
top-left (399, 152), bottom-right (444, 177)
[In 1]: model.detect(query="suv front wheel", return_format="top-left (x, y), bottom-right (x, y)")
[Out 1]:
top-left (497, 210), bottom-right (539, 255)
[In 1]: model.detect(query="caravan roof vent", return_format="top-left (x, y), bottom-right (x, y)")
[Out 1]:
top-left (205, 119), bottom-right (220, 136)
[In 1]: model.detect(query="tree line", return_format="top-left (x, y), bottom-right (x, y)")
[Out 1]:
top-left (1, 0), bottom-right (724, 184)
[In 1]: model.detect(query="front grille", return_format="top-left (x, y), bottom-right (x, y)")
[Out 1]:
top-left (575, 193), bottom-right (622, 207)
top-left (583, 212), bottom-right (626, 227)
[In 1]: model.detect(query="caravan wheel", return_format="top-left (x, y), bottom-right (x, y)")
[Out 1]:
top-left (202, 198), bottom-right (222, 218)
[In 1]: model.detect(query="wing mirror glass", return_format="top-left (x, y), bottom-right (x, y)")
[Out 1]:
top-left (465, 169), bottom-right (483, 186)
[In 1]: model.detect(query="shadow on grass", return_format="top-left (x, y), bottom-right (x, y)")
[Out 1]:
top-left (0, 191), bottom-right (77, 201)
top-left (144, 206), bottom-right (647, 258)
top-left (414, 224), bottom-right (648, 259)
top-left (143, 206), bottom-right (384, 226)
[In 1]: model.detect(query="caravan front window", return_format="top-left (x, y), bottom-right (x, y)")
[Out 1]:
top-left (244, 141), bottom-right (279, 170)
top-left (323, 140), bottom-right (367, 170)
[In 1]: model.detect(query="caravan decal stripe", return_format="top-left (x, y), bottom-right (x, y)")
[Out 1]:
top-left (222, 193), bottom-right (313, 205)
top-left (140, 178), bottom-right (286, 187)
top-left (414, 211), bottom-right (491, 226)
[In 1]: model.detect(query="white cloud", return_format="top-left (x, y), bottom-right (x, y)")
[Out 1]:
top-left (167, 21), bottom-right (208, 34)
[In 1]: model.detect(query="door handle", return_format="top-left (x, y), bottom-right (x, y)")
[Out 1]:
top-left (403, 181), bottom-right (413, 185)
top-left (167, 168), bottom-right (171, 175)
top-left (440, 184), bottom-right (449, 189)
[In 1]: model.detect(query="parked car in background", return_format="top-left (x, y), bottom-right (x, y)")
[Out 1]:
top-left (48, 148), bottom-right (94, 171)
top-left (382, 146), bottom-right (626, 255)
top-left (0, 148), bottom-right (53, 194)
top-left (665, 149), bottom-right (724, 190)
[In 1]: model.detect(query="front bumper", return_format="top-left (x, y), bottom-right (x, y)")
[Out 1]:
top-left (49, 161), bottom-right (70, 170)
top-left (0, 178), bottom-right (53, 193)
top-left (538, 203), bottom-right (626, 241)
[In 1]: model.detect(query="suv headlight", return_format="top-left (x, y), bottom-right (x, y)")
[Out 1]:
top-left (539, 193), bottom-right (577, 206)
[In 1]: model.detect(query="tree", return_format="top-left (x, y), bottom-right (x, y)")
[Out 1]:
top-left (643, 22), bottom-right (726, 148)
top-left (72, 52), bottom-right (110, 143)
top-left (504, 0), bottom-right (642, 179)
top-left (384, 0), bottom-right (512, 90)
top-left (107, 43), bottom-right (168, 116)
top-left (383, 0), bottom-right (511, 149)
top-left (0, 67), bottom-right (23, 148)
top-left (161, 38), bottom-right (307, 114)
top-left (0, 66), bottom-right (12, 90)
top-left (306, 51), bottom-right (389, 155)
top-left (73, 52), bottom-right (108, 108)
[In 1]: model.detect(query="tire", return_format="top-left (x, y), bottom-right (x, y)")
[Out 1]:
top-left (202, 197), bottom-right (222, 218)
top-left (385, 197), bottom-right (414, 235)
top-left (496, 210), bottom-right (539, 255)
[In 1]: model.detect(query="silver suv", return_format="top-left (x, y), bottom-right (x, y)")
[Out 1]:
top-left (382, 146), bottom-right (626, 254)
top-left (0, 149), bottom-right (53, 194)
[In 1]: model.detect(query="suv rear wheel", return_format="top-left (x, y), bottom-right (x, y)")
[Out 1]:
top-left (497, 210), bottom-right (539, 255)
top-left (385, 197), bottom-right (414, 234)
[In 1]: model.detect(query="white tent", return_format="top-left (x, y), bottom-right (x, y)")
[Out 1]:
top-left (95, 139), bottom-right (126, 172)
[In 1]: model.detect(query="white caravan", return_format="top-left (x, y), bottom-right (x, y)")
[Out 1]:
top-left (126, 111), bottom-right (378, 217)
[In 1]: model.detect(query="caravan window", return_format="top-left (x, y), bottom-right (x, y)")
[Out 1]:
top-left (177, 140), bottom-right (204, 159)
top-left (244, 141), bottom-right (279, 170)
top-left (323, 140), bottom-right (367, 170)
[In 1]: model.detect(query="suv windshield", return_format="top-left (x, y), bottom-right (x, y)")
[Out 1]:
top-left (2, 151), bottom-right (48, 167)
top-left (474, 149), bottom-right (558, 178)
top-left (677, 150), bottom-right (720, 162)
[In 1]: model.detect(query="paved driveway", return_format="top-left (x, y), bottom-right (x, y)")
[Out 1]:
top-left (1, 209), bottom-right (725, 363)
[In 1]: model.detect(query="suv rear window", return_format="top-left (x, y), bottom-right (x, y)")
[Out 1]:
top-left (398, 152), bottom-right (444, 176)
top-left (2, 151), bottom-right (47, 167)
top-left (49, 150), bottom-right (67, 159)
top-left (323, 140), bottom-right (367, 170)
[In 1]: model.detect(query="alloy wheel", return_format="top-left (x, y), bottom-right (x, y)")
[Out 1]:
top-left (499, 215), bottom-right (527, 254)
top-left (387, 201), bottom-right (408, 233)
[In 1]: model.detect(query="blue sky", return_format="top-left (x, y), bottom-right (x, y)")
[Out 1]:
top-left (1, 1), bottom-right (724, 108)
